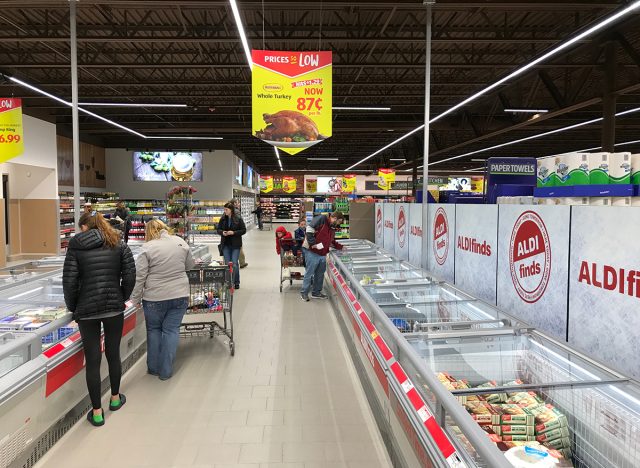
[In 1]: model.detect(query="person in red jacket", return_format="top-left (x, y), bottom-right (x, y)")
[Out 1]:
top-left (300, 211), bottom-right (344, 301)
top-left (275, 225), bottom-right (293, 255)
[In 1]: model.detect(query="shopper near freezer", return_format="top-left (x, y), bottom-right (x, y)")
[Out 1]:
top-left (252, 202), bottom-right (264, 230)
top-left (275, 225), bottom-right (293, 255)
top-left (300, 211), bottom-right (344, 301)
top-left (130, 220), bottom-right (196, 381)
top-left (217, 202), bottom-right (247, 289)
top-left (62, 212), bottom-right (136, 427)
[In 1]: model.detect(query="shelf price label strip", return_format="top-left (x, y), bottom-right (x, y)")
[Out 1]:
top-left (328, 264), bottom-right (464, 467)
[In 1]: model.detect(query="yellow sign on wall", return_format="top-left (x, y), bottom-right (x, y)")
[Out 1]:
top-left (342, 174), bottom-right (357, 193)
top-left (0, 98), bottom-right (24, 163)
top-left (259, 175), bottom-right (274, 193)
top-left (377, 169), bottom-right (396, 190)
top-left (282, 176), bottom-right (297, 194)
top-left (305, 178), bottom-right (317, 193)
top-left (252, 50), bottom-right (332, 155)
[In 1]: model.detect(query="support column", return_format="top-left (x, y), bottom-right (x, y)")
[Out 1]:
top-left (421, 1), bottom-right (434, 268)
top-left (602, 41), bottom-right (617, 152)
top-left (70, 0), bottom-right (81, 230)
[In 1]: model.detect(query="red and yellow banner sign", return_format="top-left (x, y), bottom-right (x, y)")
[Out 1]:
top-left (282, 176), bottom-right (297, 194)
top-left (378, 169), bottom-right (396, 190)
top-left (252, 50), bottom-right (332, 155)
top-left (342, 174), bottom-right (357, 193)
top-left (259, 175), bottom-right (304, 195)
top-left (0, 98), bottom-right (24, 163)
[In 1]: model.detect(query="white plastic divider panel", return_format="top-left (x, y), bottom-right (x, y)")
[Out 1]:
top-left (394, 204), bottom-right (410, 260)
top-left (454, 204), bottom-right (498, 304)
top-left (568, 206), bottom-right (640, 380)
top-left (408, 204), bottom-right (424, 268)
top-left (374, 203), bottom-right (383, 247)
top-left (383, 203), bottom-right (395, 251)
top-left (426, 203), bottom-right (456, 283)
top-left (497, 205), bottom-right (571, 340)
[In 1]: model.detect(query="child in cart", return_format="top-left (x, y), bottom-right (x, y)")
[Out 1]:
top-left (293, 219), bottom-right (306, 257)
top-left (275, 226), bottom-right (293, 255)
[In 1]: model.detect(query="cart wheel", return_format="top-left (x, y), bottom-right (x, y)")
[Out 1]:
top-left (290, 279), bottom-right (293, 285)
top-left (279, 283), bottom-right (283, 292)
top-left (229, 341), bottom-right (235, 356)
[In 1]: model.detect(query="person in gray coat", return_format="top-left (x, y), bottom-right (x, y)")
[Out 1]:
top-left (131, 219), bottom-right (196, 380)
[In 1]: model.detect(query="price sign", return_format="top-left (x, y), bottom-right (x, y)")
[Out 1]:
top-left (0, 98), bottom-right (24, 163)
top-left (252, 50), bottom-right (332, 155)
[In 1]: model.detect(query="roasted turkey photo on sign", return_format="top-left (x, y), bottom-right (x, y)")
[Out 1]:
top-left (255, 110), bottom-right (327, 148)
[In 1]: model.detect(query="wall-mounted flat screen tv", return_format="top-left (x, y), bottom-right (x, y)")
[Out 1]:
top-left (133, 152), bottom-right (203, 181)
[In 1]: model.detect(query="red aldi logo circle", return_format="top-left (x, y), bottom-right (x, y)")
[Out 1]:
top-left (376, 207), bottom-right (383, 239)
top-left (509, 211), bottom-right (552, 303)
top-left (397, 206), bottom-right (407, 248)
top-left (433, 208), bottom-right (449, 265)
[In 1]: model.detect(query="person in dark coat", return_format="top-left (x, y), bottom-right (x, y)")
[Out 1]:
top-left (217, 202), bottom-right (247, 289)
top-left (63, 211), bottom-right (136, 427)
top-left (114, 201), bottom-right (130, 243)
top-left (252, 202), bottom-right (264, 230)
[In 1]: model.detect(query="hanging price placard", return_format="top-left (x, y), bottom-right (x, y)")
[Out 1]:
top-left (0, 98), bottom-right (24, 163)
top-left (342, 174), bottom-right (357, 193)
top-left (252, 50), bottom-right (332, 155)
top-left (378, 169), bottom-right (396, 190)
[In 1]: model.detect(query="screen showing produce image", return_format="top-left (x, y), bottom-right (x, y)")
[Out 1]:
top-left (445, 177), bottom-right (471, 191)
top-left (133, 152), bottom-right (203, 181)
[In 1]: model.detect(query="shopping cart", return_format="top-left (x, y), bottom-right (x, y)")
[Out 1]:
top-left (278, 238), bottom-right (305, 292)
top-left (261, 214), bottom-right (273, 231)
top-left (181, 264), bottom-right (235, 356)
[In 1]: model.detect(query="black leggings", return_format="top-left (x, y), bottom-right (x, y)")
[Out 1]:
top-left (77, 314), bottom-right (124, 410)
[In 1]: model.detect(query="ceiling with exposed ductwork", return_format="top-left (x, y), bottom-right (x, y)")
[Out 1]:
top-left (0, 0), bottom-right (639, 173)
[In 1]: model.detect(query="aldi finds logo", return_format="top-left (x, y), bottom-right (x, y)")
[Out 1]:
top-left (433, 208), bottom-right (449, 265)
top-left (397, 206), bottom-right (407, 248)
top-left (509, 211), bottom-right (552, 303)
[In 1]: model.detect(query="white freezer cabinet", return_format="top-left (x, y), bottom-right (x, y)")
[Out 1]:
top-left (328, 242), bottom-right (640, 468)
top-left (0, 262), bottom-right (62, 292)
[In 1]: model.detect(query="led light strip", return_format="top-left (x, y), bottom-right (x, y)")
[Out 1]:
top-left (79, 102), bottom-right (187, 108)
top-left (346, 1), bottom-right (640, 170)
top-left (274, 147), bottom-right (283, 171)
top-left (504, 108), bottom-right (549, 114)
top-left (229, 0), bottom-right (253, 69)
top-left (8, 76), bottom-right (222, 141)
top-left (333, 107), bottom-right (391, 111)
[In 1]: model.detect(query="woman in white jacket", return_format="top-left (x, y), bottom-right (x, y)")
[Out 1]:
top-left (131, 220), bottom-right (195, 380)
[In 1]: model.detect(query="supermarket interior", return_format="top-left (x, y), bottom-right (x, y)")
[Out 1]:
top-left (1, 1), bottom-right (640, 468)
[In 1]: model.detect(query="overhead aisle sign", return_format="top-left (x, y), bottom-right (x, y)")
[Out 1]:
top-left (251, 50), bottom-right (332, 155)
top-left (0, 98), bottom-right (24, 163)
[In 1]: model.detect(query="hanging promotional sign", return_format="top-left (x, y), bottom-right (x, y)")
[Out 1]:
top-left (282, 176), bottom-right (297, 194)
top-left (259, 175), bottom-right (303, 194)
top-left (259, 175), bottom-right (274, 193)
top-left (378, 169), bottom-right (396, 190)
top-left (342, 174), bottom-right (357, 193)
top-left (0, 98), bottom-right (24, 163)
top-left (251, 50), bottom-right (332, 155)
top-left (470, 176), bottom-right (485, 193)
top-left (305, 178), bottom-right (317, 194)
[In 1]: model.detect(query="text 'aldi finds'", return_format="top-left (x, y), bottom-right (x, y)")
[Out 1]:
top-left (252, 50), bottom-right (332, 155)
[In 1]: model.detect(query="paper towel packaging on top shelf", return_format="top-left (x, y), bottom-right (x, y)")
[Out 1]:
top-left (589, 152), bottom-right (610, 185)
top-left (611, 197), bottom-right (631, 207)
top-left (590, 197), bottom-right (611, 206)
top-left (609, 152), bottom-right (631, 184)
top-left (556, 152), bottom-right (590, 186)
top-left (536, 156), bottom-right (557, 188)
top-left (631, 154), bottom-right (640, 185)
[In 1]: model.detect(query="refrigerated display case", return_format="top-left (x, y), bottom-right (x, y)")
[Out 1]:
top-left (327, 240), bottom-right (640, 468)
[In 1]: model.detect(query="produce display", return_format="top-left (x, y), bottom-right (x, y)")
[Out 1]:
top-left (437, 372), bottom-right (574, 467)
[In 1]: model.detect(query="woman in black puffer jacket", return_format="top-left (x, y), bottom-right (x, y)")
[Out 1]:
top-left (63, 212), bottom-right (136, 427)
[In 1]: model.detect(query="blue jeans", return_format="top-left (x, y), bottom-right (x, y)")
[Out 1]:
top-left (301, 248), bottom-right (326, 296)
top-left (222, 245), bottom-right (241, 286)
top-left (143, 297), bottom-right (188, 379)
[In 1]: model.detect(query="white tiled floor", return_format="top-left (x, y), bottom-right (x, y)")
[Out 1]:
top-left (36, 227), bottom-right (392, 468)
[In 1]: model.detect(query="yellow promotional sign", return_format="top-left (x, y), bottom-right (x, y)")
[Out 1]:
top-left (377, 169), bottom-right (396, 190)
top-left (259, 175), bottom-right (274, 193)
top-left (471, 176), bottom-right (485, 193)
top-left (252, 50), bottom-right (332, 155)
top-left (282, 176), bottom-right (297, 194)
top-left (342, 174), bottom-right (357, 193)
top-left (306, 178), bottom-right (317, 194)
top-left (0, 98), bottom-right (24, 163)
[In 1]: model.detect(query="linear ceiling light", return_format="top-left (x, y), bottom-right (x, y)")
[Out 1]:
top-left (504, 108), bottom-right (549, 114)
top-left (229, 0), bottom-right (253, 69)
top-left (430, 106), bottom-right (640, 166)
top-left (346, 1), bottom-right (640, 170)
top-left (8, 76), bottom-right (222, 141)
top-left (307, 157), bottom-right (339, 161)
top-left (333, 107), bottom-right (391, 111)
top-left (274, 147), bottom-right (283, 171)
top-left (79, 102), bottom-right (187, 108)
top-left (390, 158), bottom-right (407, 161)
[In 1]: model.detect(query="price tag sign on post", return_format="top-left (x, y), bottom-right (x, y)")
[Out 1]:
top-left (0, 98), bottom-right (24, 163)
top-left (252, 50), bottom-right (332, 155)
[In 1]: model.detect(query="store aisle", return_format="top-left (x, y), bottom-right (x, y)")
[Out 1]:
top-left (36, 227), bottom-right (392, 468)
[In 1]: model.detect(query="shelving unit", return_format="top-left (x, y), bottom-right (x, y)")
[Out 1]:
top-left (58, 192), bottom-right (84, 252)
top-left (189, 200), bottom-right (224, 242)
top-left (261, 197), bottom-right (302, 222)
top-left (334, 197), bottom-right (350, 239)
top-left (126, 199), bottom-right (166, 217)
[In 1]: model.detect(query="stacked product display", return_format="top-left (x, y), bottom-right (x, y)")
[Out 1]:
top-left (260, 198), bottom-right (302, 221)
top-left (166, 186), bottom-right (195, 240)
top-left (233, 191), bottom-right (257, 229)
top-left (58, 192), bottom-right (83, 252)
top-left (126, 199), bottom-right (166, 217)
top-left (535, 152), bottom-right (638, 206)
top-left (189, 200), bottom-right (225, 242)
top-left (328, 240), bottom-right (640, 468)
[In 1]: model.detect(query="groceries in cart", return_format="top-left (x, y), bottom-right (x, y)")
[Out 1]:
top-left (435, 372), bottom-right (574, 466)
top-left (189, 287), bottom-right (224, 312)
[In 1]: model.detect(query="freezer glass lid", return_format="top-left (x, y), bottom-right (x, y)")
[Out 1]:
top-left (0, 278), bottom-right (65, 306)
top-left (0, 263), bottom-right (60, 279)
top-left (354, 266), bottom-right (431, 286)
top-left (409, 333), bottom-right (622, 388)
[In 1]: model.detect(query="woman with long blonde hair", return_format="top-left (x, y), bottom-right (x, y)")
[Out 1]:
top-left (131, 219), bottom-right (195, 380)
top-left (63, 212), bottom-right (136, 427)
